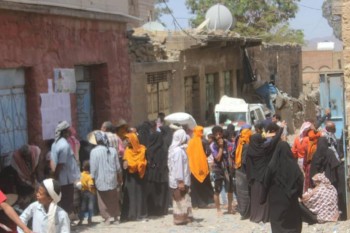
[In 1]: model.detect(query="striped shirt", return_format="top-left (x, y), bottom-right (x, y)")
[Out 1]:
top-left (90, 146), bottom-right (121, 191)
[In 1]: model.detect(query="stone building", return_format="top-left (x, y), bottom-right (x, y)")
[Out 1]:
top-left (248, 44), bottom-right (303, 98)
top-left (302, 49), bottom-right (343, 93)
top-left (129, 29), bottom-right (303, 126)
top-left (129, 30), bottom-right (261, 125)
top-left (0, 0), bottom-right (136, 159)
top-left (129, 0), bottom-right (155, 27)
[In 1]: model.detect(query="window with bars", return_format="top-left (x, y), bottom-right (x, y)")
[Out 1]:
top-left (224, 70), bottom-right (232, 96)
top-left (146, 71), bottom-right (170, 120)
top-left (206, 73), bottom-right (219, 112)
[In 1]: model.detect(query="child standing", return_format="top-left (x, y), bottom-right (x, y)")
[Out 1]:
top-left (78, 160), bottom-right (96, 225)
top-left (17, 178), bottom-right (70, 233)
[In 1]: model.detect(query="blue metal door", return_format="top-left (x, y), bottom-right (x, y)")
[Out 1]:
top-left (76, 82), bottom-right (92, 140)
top-left (0, 88), bottom-right (28, 155)
top-left (329, 75), bottom-right (344, 139)
top-left (319, 74), bottom-right (344, 139)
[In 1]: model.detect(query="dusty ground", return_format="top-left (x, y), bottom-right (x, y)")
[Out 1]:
top-left (71, 208), bottom-right (350, 233)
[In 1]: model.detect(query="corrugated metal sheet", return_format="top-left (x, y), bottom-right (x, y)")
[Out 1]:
top-left (3, 0), bottom-right (129, 15)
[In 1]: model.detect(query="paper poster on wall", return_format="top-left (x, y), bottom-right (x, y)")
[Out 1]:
top-left (40, 93), bottom-right (72, 140)
top-left (54, 68), bottom-right (76, 93)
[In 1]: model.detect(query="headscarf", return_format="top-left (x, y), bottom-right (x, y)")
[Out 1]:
top-left (43, 179), bottom-right (62, 233)
top-left (306, 130), bottom-right (322, 163)
top-left (54, 121), bottom-right (70, 142)
top-left (303, 173), bottom-right (339, 222)
top-left (11, 145), bottom-right (41, 185)
top-left (146, 131), bottom-right (168, 183)
top-left (169, 129), bottom-right (187, 152)
top-left (94, 131), bottom-right (109, 148)
top-left (310, 137), bottom-right (340, 184)
top-left (159, 125), bottom-right (173, 149)
top-left (235, 128), bottom-right (252, 169)
top-left (136, 121), bottom-right (152, 146)
top-left (247, 133), bottom-right (266, 158)
top-left (312, 172), bottom-right (332, 188)
top-left (299, 121), bottom-right (312, 141)
top-left (186, 126), bottom-right (209, 183)
top-left (324, 131), bottom-right (340, 160)
top-left (265, 141), bottom-right (303, 198)
top-left (123, 133), bottom-right (147, 178)
top-left (246, 127), bottom-right (283, 183)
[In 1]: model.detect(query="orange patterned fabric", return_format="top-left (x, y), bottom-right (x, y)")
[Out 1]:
top-left (124, 133), bottom-right (147, 178)
top-left (235, 129), bottom-right (252, 169)
top-left (186, 126), bottom-right (209, 183)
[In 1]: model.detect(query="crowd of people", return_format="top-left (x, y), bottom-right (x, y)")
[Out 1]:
top-left (0, 110), bottom-right (346, 233)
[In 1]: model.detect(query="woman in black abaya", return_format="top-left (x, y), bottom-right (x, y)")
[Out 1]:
top-left (145, 131), bottom-right (169, 216)
top-left (310, 137), bottom-right (340, 187)
top-left (263, 141), bottom-right (304, 233)
top-left (246, 123), bottom-right (283, 223)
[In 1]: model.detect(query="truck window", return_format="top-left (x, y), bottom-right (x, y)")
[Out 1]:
top-left (218, 112), bottom-right (247, 124)
top-left (255, 109), bottom-right (265, 121)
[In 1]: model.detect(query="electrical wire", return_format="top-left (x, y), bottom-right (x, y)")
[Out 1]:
top-left (298, 3), bottom-right (321, 11)
top-left (160, 0), bottom-right (199, 41)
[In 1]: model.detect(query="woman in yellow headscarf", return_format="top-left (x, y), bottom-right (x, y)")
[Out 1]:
top-left (123, 133), bottom-right (147, 178)
top-left (234, 125), bottom-right (252, 219)
top-left (121, 132), bottom-right (148, 222)
top-left (186, 126), bottom-right (214, 208)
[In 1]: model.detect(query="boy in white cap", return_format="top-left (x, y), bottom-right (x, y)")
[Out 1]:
top-left (17, 179), bottom-right (70, 233)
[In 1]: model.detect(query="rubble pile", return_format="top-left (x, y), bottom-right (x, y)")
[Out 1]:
top-left (276, 89), bottom-right (319, 132)
top-left (128, 36), bottom-right (168, 62)
top-left (128, 28), bottom-right (183, 62)
top-left (128, 27), bottom-right (247, 63)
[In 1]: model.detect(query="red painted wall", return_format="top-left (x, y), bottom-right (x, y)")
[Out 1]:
top-left (0, 10), bottom-right (131, 148)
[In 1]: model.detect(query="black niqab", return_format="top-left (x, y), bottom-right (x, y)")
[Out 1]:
top-left (265, 141), bottom-right (303, 198)
top-left (145, 131), bottom-right (168, 183)
top-left (310, 137), bottom-right (340, 185)
top-left (137, 121), bottom-right (152, 146)
top-left (246, 128), bottom-right (283, 183)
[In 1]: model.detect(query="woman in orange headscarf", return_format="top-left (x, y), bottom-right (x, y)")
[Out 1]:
top-left (187, 126), bottom-right (214, 208)
top-left (234, 125), bottom-right (252, 219)
top-left (303, 127), bottom-right (322, 192)
top-left (121, 132), bottom-right (148, 222)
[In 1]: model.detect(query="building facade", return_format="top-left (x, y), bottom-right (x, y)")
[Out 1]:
top-left (0, 1), bottom-right (134, 159)
top-left (248, 44), bottom-right (303, 98)
top-left (302, 50), bottom-right (343, 93)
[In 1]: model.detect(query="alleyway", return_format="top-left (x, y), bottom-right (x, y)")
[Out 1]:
top-left (72, 208), bottom-right (350, 233)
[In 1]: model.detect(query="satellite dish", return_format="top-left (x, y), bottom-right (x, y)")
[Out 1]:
top-left (142, 21), bottom-right (166, 31)
top-left (205, 4), bottom-right (235, 31)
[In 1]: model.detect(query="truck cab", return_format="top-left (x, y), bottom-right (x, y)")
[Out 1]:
top-left (204, 96), bottom-right (266, 135)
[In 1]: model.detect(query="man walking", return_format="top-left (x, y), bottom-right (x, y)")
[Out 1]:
top-left (90, 131), bottom-right (122, 224)
top-left (51, 121), bottom-right (80, 215)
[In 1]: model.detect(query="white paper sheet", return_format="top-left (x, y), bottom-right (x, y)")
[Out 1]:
top-left (40, 93), bottom-right (72, 140)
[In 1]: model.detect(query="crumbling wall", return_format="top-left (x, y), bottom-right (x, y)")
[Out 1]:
top-left (129, 29), bottom-right (184, 62)
top-left (248, 44), bottom-right (303, 98)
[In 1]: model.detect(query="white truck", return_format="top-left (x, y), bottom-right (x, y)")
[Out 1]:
top-left (205, 95), bottom-right (266, 134)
